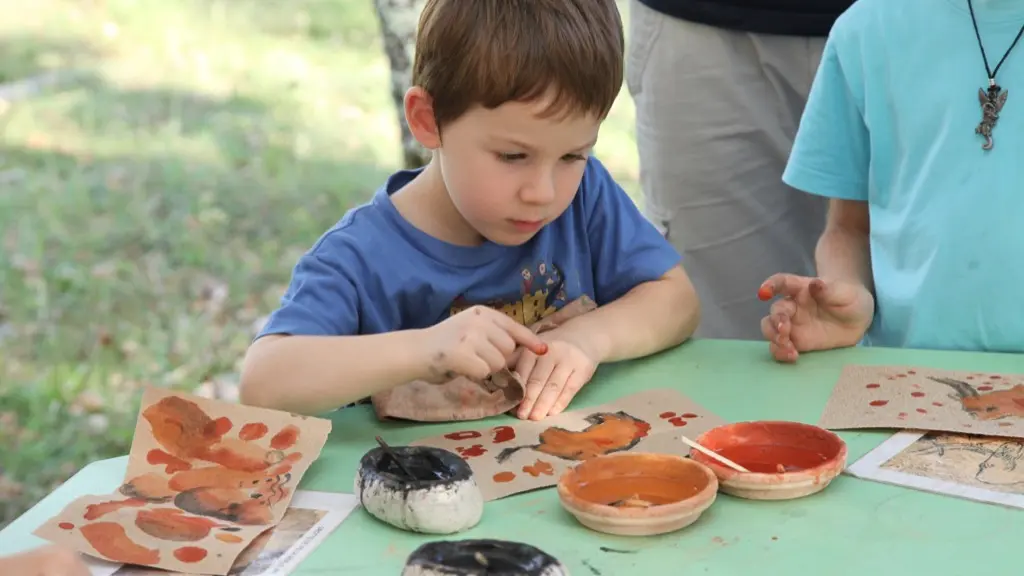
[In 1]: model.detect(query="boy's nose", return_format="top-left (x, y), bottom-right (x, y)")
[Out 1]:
top-left (520, 175), bottom-right (556, 204)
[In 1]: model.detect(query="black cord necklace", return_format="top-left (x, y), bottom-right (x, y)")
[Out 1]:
top-left (968, 0), bottom-right (1024, 150)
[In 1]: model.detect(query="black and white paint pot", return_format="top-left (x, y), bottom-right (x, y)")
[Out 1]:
top-left (355, 445), bottom-right (484, 534)
top-left (401, 539), bottom-right (569, 576)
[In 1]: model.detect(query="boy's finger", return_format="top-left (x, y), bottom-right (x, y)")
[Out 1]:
top-left (498, 315), bottom-right (548, 355)
top-left (529, 364), bottom-right (573, 420)
top-left (517, 355), bottom-right (554, 418)
top-left (548, 369), bottom-right (586, 416)
top-left (760, 273), bottom-right (810, 300)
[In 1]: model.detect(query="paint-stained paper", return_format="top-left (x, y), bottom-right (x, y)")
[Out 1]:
top-left (34, 387), bottom-right (332, 575)
top-left (371, 296), bottom-right (597, 422)
top-left (410, 389), bottom-right (728, 500)
top-left (819, 365), bottom-right (1024, 439)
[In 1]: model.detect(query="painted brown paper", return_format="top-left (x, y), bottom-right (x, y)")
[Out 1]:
top-left (410, 388), bottom-right (728, 500)
top-left (371, 296), bottom-right (598, 422)
top-left (34, 387), bottom-right (332, 575)
top-left (819, 365), bottom-right (1024, 439)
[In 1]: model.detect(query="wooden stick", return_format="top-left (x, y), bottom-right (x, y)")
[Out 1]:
top-left (679, 435), bottom-right (750, 473)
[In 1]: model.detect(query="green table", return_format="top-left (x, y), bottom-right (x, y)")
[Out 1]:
top-left (2, 339), bottom-right (1022, 574)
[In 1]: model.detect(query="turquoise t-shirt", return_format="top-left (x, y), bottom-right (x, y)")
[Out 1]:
top-left (783, 0), bottom-right (1024, 353)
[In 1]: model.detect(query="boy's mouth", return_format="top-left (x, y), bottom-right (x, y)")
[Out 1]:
top-left (508, 219), bottom-right (544, 232)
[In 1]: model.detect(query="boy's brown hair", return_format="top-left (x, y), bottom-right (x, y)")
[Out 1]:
top-left (412, 0), bottom-right (624, 131)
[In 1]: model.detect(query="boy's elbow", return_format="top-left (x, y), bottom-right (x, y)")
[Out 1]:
top-left (238, 336), bottom-right (282, 409)
top-left (661, 266), bottom-right (701, 341)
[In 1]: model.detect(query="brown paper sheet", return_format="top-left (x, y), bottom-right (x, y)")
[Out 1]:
top-left (819, 365), bottom-right (1024, 439)
top-left (371, 296), bottom-right (598, 422)
top-left (33, 387), bottom-right (332, 575)
top-left (410, 388), bottom-right (728, 500)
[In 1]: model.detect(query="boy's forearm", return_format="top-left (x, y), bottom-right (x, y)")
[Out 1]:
top-left (562, 267), bottom-right (699, 364)
top-left (239, 330), bottom-right (429, 415)
top-left (815, 226), bottom-right (874, 294)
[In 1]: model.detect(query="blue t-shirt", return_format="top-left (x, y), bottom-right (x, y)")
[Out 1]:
top-left (258, 156), bottom-right (680, 340)
top-left (782, 0), bottom-right (1024, 353)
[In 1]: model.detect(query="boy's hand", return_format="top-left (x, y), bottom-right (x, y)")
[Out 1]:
top-left (758, 273), bottom-right (874, 363)
top-left (514, 327), bottom-right (598, 420)
top-left (421, 305), bottom-right (548, 382)
top-left (1, 545), bottom-right (91, 576)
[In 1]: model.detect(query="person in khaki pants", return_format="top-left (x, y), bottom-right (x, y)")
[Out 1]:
top-left (627, 0), bottom-right (854, 340)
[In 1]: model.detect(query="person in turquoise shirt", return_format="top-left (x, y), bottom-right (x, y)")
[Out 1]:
top-left (757, 0), bottom-right (1024, 361)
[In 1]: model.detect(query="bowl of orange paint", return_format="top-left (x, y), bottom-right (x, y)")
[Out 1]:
top-left (556, 452), bottom-right (718, 536)
top-left (689, 421), bottom-right (847, 500)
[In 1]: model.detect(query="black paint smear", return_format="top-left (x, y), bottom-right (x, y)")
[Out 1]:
top-left (599, 547), bottom-right (636, 554)
top-left (581, 559), bottom-right (602, 575)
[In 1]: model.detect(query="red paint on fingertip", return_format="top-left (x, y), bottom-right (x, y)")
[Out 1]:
top-left (536, 343), bottom-right (548, 355)
top-left (757, 285), bottom-right (773, 301)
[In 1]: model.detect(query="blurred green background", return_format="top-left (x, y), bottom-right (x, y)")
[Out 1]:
top-left (0, 0), bottom-right (641, 528)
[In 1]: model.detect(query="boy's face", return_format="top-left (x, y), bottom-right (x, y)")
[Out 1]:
top-left (434, 95), bottom-right (601, 246)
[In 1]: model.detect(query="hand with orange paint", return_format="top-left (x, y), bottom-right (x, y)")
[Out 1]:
top-left (514, 325), bottom-right (598, 420)
top-left (757, 273), bottom-right (874, 362)
top-left (421, 305), bottom-right (549, 383)
top-left (0, 545), bottom-right (91, 576)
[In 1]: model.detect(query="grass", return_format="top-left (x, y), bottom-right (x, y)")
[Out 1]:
top-left (0, 0), bottom-right (641, 528)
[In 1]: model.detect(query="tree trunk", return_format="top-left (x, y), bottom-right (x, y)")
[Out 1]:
top-left (373, 0), bottom-right (431, 169)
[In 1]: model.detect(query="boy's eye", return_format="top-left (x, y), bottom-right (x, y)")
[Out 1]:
top-left (561, 154), bottom-right (586, 162)
top-left (497, 152), bottom-right (526, 162)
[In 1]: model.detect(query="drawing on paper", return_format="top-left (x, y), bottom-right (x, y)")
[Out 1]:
top-left (818, 365), bottom-right (1024, 439)
top-left (495, 411), bottom-right (651, 463)
top-left (34, 387), bottom-right (332, 575)
top-left (928, 377), bottom-right (1024, 421)
top-left (880, 433), bottom-right (1024, 494)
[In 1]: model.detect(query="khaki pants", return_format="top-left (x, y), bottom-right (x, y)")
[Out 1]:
top-left (627, 0), bottom-right (829, 340)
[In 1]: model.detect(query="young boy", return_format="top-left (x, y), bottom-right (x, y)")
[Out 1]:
top-left (240, 0), bottom-right (700, 418)
top-left (758, 0), bottom-right (1024, 361)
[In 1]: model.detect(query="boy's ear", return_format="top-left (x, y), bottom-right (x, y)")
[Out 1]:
top-left (404, 86), bottom-right (442, 149)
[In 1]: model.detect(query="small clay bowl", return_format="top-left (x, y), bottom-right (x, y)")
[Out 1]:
top-left (557, 452), bottom-right (718, 536)
top-left (355, 446), bottom-right (483, 534)
top-left (690, 420), bottom-right (847, 500)
top-left (401, 539), bottom-right (569, 576)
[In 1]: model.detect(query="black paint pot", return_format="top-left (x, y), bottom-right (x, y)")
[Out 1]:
top-left (354, 445), bottom-right (483, 534)
top-left (401, 539), bottom-right (569, 576)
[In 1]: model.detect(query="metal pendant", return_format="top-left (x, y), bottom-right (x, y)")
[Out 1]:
top-left (976, 82), bottom-right (1008, 150)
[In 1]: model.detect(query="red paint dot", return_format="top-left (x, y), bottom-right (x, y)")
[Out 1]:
top-left (932, 402), bottom-right (944, 407)
top-left (897, 412), bottom-right (908, 418)
top-left (866, 383), bottom-right (881, 389)
top-left (897, 374), bottom-right (907, 378)
top-left (991, 375), bottom-right (1002, 379)
top-left (966, 376), bottom-right (975, 380)
top-left (999, 422), bottom-right (1013, 427)
top-left (916, 408), bottom-right (927, 414)
top-left (908, 370), bottom-right (917, 375)
top-left (911, 392), bottom-right (925, 398)
top-left (58, 522), bottom-right (75, 530)
top-left (978, 386), bottom-right (993, 391)
top-left (682, 413), bottom-right (699, 418)
top-left (659, 411), bottom-right (676, 419)
top-left (174, 547), bottom-right (208, 563)
top-left (869, 400), bottom-right (889, 407)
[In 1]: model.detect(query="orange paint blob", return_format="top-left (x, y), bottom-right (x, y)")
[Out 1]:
top-left (523, 460), bottom-right (555, 477)
top-left (58, 522), bottom-right (75, 530)
top-left (146, 449), bottom-right (192, 474)
top-left (216, 532), bottom-right (245, 543)
top-left (209, 417), bottom-right (234, 437)
top-left (135, 507), bottom-right (221, 541)
top-left (869, 400), bottom-right (889, 407)
top-left (81, 522), bottom-right (160, 565)
top-left (865, 383), bottom-right (880, 389)
top-left (239, 422), bottom-right (269, 441)
top-left (270, 425), bottom-right (300, 450)
top-left (173, 546), bottom-right (208, 563)
top-left (84, 498), bottom-right (147, 520)
top-left (659, 411), bottom-right (676, 419)
top-left (491, 426), bottom-right (516, 443)
top-left (493, 471), bottom-right (516, 483)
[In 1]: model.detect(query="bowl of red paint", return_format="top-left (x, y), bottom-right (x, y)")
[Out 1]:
top-left (557, 452), bottom-right (718, 536)
top-left (689, 421), bottom-right (847, 500)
